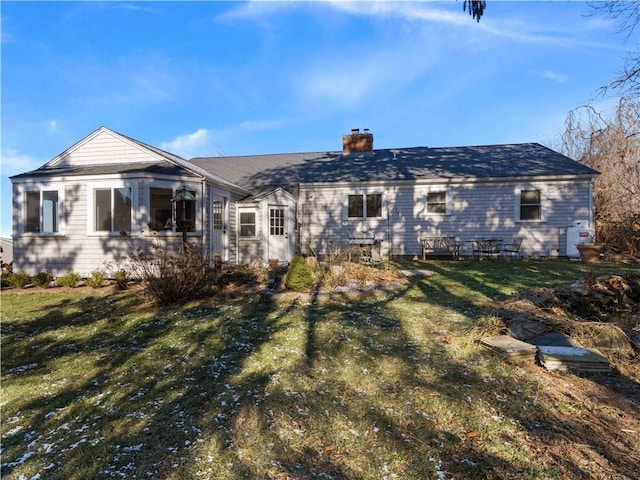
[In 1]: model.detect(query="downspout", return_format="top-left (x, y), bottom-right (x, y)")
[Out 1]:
top-left (235, 202), bottom-right (239, 266)
top-left (589, 177), bottom-right (596, 229)
top-left (201, 177), bottom-right (206, 263)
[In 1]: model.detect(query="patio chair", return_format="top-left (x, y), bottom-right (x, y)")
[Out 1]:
top-left (472, 238), bottom-right (503, 261)
top-left (501, 237), bottom-right (523, 260)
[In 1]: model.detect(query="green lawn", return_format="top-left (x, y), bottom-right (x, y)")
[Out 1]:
top-left (1, 259), bottom-right (639, 479)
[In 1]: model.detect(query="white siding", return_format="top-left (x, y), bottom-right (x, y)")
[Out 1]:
top-left (12, 180), bottom-right (189, 276)
top-left (52, 129), bottom-right (159, 167)
top-left (298, 178), bottom-right (594, 259)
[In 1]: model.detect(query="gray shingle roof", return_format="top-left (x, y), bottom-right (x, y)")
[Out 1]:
top-left (10, 161), bottom-right (187, 179)
top-left (190, 143), bottom-right (598, 191)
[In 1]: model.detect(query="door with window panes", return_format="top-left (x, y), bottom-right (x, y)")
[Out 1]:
top-left (268, 205), bottom-right (289, 262)
top-left (211, 195), bottom-right (227, 260)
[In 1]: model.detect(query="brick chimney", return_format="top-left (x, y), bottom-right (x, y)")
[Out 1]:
top-left (342, 128), bottom-right (373, 155)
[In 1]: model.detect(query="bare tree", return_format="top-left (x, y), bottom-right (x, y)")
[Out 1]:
top-left (560, 98), bottom-right (640, 256)
top-left (590, 1), bottom-right (640, 97)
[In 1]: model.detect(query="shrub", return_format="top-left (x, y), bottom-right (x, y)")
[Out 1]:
top-left (7, 272), bottom-right (31, 289)
top-left (87, 270), bottom-right (107, 289)
top-left (113, 270), bottom-right (129, 290)
top-left (57, 272), bottom-right (82, 288)
top-left (31, 272), bottom-right (53, 288)
top-left (126, 239), bottom-right (213, 305)
top-left (285, 255), bottom-right (316, 291)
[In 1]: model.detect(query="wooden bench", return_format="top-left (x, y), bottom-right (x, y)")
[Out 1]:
top-left (421, 236), bottom-right (464, 260)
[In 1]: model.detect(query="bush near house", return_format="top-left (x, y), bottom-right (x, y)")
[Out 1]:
top-left (127, 240), bottom-right (214, 305)
top-left (113, 270), bottom-right (129, 290)
top-left (86, 270), bottom-right (107, 289)
top-left (6, 271), bottom-right (30, 289)
top-left (31, 272), bottom-right (53, 288)
top-left (284, 255), bottom-right (316, 291)
top-left (56, 272), bottom-right (82, 288)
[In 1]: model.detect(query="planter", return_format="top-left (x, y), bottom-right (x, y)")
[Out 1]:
top-left (576, 244), bottom-right (602, 263)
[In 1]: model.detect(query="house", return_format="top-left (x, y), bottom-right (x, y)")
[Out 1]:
top-left (1, 237), bottom-right (13, 265)
top-left (10, 126), bottom-right (598, 276)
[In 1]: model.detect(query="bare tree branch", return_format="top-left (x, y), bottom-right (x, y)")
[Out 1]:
top-left (590, 1), bottom-right (640, 97)
top-left (558, 99), bottom-right (640, 255)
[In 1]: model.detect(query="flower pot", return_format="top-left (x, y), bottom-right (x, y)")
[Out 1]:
top-left (576, 244), bottom-right (602, 263)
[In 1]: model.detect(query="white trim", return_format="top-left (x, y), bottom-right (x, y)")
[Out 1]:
top-left (514, 184), bottom-right (547, 223)
top-left (417, 185), bottom-right (452, 217)
top-left (237, 206), bottom-right (258, 239)
top-left (143, 181), bottom-right (202, 236)
top-left (211, 191), bottom-right (229, 261)
top-left (342, 189), bottom-right (387, 220)
top-left (86, 180), bottom-right (138, 236)
top-left (18, 183), bottom-right (66, 236)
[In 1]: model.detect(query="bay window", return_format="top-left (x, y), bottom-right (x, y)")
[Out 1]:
top-left (149, 186), bottom-right (196, 232)
top-left (93, 187), bottom-right (132, 232)
top-left (150, 187), bottom-right (173, 231)
top-left (24, 188), bottom-right (61, 234)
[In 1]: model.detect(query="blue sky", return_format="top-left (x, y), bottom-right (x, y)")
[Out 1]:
top-left (0, 1), bottom-right (633, 238)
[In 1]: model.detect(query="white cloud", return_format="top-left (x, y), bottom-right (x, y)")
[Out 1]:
top-left (159, 119), bottom-right (299, 157)
top-left (159, 128), bottom-right (211, 158)
top-left (0, 149), bottom-right (44, 177)
top-left (541, 70), bottom-right (568, 83)
top-left (326, 0), bottom-right (471, 26)
top-left (49, 120), bottom-right (58, 132)
top-left (294, 34), bottom-right (439, 113)
top-left (222, 1), bottom-right (589, 46)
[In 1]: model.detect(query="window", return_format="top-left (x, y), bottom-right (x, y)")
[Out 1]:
top-left (348, 195), bottom-right (364, 217)
top-left (149, 187), bottom-right (197, 232)
top-left (25, 189), bottom-right (61, 233)
top-left (366, 194), bottom-right (382, 218)
top-left (175, 190), bottom-right (196, 232)
top-left (239, 211), bottom-right (256, 237)
top-left (94, 187), bottom-right (132, 232)
top-left (270, 208), bottom-right (285, 236)
top-left (520, 189), bottom-right (541, 221)
top-left (347, 193), bottom-right (383, 218)
top-left (212, 200), bottom-right (223, 231)
top-left (426, 191), bottom-right (447, 214)
top-left (150, 187), bottom-right (173, 231)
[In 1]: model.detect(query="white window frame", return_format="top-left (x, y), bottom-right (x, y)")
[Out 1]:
top-left (238, 207), bottom-right (258, 238)
top-left (146, 182), bottom-right (200, 235)
top-left (420, 185), bottom-right (451, 216)
top-left (515, 185), bottom-right (547, 222)
top-left (20, 183), bottom-right (65, 235)
top-left (343, 191), bottom-right (386, 219)
top-left (87, 181), bottom-right (136, 236)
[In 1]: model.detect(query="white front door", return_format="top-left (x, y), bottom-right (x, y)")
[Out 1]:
top-left (211, 195), bottom-right (227, 260)
top-left (268, 205), bottom-right (288, 262)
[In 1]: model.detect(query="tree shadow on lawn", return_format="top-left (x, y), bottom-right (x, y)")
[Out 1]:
top-left (1, 290), bottom-right (299, 479)
top-left (407, 261), bottom-right (640, 478)
top-left (318, 283), bottom-right (639, 478)
top-left (3, 270), bottom-right (639, 479)
top-left (266, 264), bottom-right (640, 479)
top-left (301, 287), bottom-right (541, 478)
